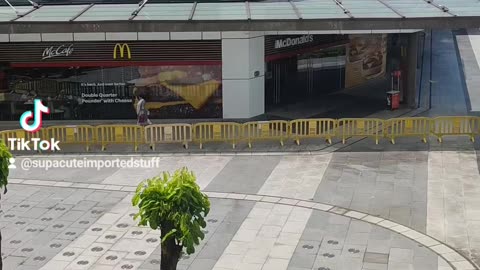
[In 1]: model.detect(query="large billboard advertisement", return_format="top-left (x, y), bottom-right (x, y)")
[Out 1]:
top-left (0, 41), bottom-right (222, 120)
top-left (130, 65), bottom-right (222, 119)
top-left (345, 34), bottom-right (388, 88)
top-left (0, 65), bottom-right (222, 120)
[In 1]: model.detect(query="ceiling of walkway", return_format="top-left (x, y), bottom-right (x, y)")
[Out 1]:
top-left (0, 0), bottom-right (479, 31)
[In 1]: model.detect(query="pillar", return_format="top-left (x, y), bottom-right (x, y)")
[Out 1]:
top-left (407, 32), bottom-right (420, 107)
top-left (222, 32), bottom-right (265, 119)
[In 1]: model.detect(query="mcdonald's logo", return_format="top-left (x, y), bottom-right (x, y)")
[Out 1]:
top-left (113, 43), bottom-right (131, 59)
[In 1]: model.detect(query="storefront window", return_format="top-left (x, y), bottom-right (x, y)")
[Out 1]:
top-left (0, 64), bottom-right (222, 120)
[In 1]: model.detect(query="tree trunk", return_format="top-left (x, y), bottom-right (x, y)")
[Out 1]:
top-left (160, 236), bottom-right (181, 270)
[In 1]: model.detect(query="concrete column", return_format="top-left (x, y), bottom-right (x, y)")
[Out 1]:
top-left (222, 32), bottom-right (265, 119)
top-left (407, 32), bottom-right (420, 107)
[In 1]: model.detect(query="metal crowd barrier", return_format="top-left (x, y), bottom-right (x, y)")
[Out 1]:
top-left (243, 121), bottom-right (289, 148)
top-left (145, 124), bottom-right (192, 150)
top-left (45, 125), bottom-right (95, 151)
top-left (192, 122), bottom-right (241, 149)
top-left (0, 130), bottom-right (10, 147)
top-left (2, 116), bottom-right (480, 151)
top-left (96, 125), bottom-right (144, 151)
top-left (290, 119), bottom-right (337, 145)
top-left (0, 129), bottom-right (45, 152)
top-left (431, 116), bottom-right (480, 143)
top-left (384, 117), bottom-right (430, 144)
top-left (338, 118), bottom-right (384, 144)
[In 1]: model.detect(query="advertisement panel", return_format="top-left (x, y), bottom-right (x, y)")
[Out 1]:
top-left (345, 34), bottom-right (388, 88)
top-left (0, 41), bottom-right (222, 120)
top-left (0, 65), bottom-right (222, 120)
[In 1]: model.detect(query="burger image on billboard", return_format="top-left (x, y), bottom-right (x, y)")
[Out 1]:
top-left (348, 37), bottom-right (368, 63)
top-left (360, 36), bottom-right (387, 79)
top-left (362, 51), bottom-right (384, 78)
top-left (129, 65), bottom-right (222, 119)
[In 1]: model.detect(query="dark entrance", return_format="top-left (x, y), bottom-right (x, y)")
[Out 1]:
top-left (264, 34), bottom-right (398, 119)
top-left (265, 56), bottom-right (298, 109)
top-left (265, 44), bottom-right (347, 111)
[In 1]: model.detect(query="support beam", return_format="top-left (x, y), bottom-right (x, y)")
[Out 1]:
top-left (11, 5), bottom-right (41, 21)
top-left (189, 2), bottom-right (197, 21)
top-left (245, 1), bottom-right (251, 20)
top-left (289, 0), bottom-right (302, 20)
top-left (333, 0), bottom-right (353, 18)
top-left (26, 0), bottom-right (39, 8)
top-left (424, 0), bottom-right (456, 16)
top-left (377, 0), bottom-right (405, 18)
top-left (407, 32), bottom-right (419, 107)
top-left (129, 0), bottom-right (148, 21)
top-left (2, 17), bottom-right (479, 32)
top-left (70, 3), bottom-right (94, 22)
top-left (2, 0), bottom-right (18, 15)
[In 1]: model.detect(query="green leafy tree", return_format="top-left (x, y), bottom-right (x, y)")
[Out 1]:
top-left (132, 168), bottom-right (210, 270)
top-left (0, 140), bottom-right (12, 270)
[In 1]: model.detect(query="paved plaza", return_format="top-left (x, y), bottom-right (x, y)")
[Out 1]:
top-left (2, 134), bottom-right (480, 270)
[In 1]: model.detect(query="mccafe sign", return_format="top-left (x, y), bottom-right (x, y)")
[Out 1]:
top-left (42, 44), bottom-right (74, 60)
top-left (274, 35), bottom-right (314, 49)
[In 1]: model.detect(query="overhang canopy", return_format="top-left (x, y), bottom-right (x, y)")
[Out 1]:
top-left (0, 0), bottom-right (480, 32)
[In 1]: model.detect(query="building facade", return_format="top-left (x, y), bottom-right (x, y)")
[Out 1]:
top-left (0, 30), bottom-right (421, 120)
top-left (0, 0), bottom-right (476, 121)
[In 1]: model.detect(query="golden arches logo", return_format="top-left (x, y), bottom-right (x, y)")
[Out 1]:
top-left (113, 43), bottom-right (131, 59)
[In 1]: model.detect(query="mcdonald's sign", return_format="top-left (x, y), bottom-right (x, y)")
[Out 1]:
top-left (113, 43), bottom-right (131, 59)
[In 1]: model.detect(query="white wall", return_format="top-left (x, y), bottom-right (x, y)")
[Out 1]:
top-left (222, 34), bottom-right (265, 119)
top-left (249, 76), bottom-right (265, 117)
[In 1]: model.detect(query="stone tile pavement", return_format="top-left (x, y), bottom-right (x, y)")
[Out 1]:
top-left (0, 185), bottom-right (127, 270)
top-left (0, 182), bottom-right (469, 270)
top-left (5, 140), bottom-right (480, 269)
top-left (427, 150), bottom-right (480, 264)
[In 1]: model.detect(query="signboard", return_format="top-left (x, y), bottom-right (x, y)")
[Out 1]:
top-left (0, 40), bottom-right (223, 120)
top-left (345, 34), bottom-right (388, 88)
top-left (113, 43), bottom-right (131, 60)
top-left (265, 34), bottom-right (349, 62)
top-left (274, 35), bottom-right (314, 49)
top-left (42, 44), bottom-right (74, 60)
top-left (0, 40), bottom-right (221, 65)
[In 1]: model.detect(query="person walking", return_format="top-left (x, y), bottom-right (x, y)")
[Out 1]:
top-left (136, 94), bottom-right (151, 126)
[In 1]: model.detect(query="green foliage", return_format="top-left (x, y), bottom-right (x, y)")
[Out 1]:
top-left (0, 140), bottom-right (12, 190)
top-left (132, 167), bottom-right (210, 255)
